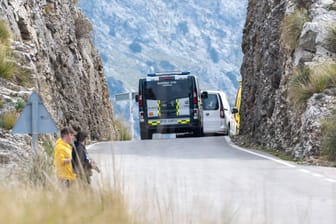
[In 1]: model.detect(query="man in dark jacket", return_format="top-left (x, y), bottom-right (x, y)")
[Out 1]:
top-left (72, 131), bottom-right (99, 184)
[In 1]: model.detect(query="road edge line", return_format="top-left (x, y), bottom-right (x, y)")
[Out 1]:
top-left (225, 136), bottom-right (296, 168)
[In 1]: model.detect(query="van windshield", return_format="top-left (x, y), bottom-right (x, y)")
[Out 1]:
top-left (144, 79), bottom-right (192, 100)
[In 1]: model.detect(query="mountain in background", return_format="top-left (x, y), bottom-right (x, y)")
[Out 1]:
top-left (78, 0), bottom-right (247, 106)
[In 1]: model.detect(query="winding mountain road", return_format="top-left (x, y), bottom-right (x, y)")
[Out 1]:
top-left (89, 136), bottom-right (336, 224)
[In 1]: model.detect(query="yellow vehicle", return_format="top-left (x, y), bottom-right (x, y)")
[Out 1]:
top-left (233, 80), bottom-right (242, 134)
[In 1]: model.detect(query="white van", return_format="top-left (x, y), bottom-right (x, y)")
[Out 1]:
top-left (201, 90), bottom-right (236, 136)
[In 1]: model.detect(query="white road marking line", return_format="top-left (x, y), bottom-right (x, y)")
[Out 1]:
top-left (225, 136), bottom-right (296, 168)
top-left (299, 169), bottom-right (310, 174)
top-left (312, 173), bottom-right (324, 178)
top-left (325, 178), bottom-right (336, 183)
top-left (225, 137), bottom-right (336, 183)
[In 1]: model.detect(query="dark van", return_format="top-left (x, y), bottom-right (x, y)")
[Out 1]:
top-left (136, 71), bottom-right (205, 139)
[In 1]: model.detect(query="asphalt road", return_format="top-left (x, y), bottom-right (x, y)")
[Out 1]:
top-left (88, 136), bottom-right (336, 224)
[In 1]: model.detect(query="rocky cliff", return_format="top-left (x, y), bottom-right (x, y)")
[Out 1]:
top-left (240, 0), bottom-right (336, 159)
top-left (0, 0), bottom-right (115, 173)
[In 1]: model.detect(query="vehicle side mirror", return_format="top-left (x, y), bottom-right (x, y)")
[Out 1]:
top-left (201, 91), bottom-right (208, 99)
top-left (232, 108), bottom-right (239, 114)
top-left (135, 94), bottom-right (139, 102)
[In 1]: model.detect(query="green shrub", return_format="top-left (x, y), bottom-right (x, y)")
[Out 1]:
top-left (281, 9), bottom-right (309, 51)
top-left (0, 98), bottom-right (3, 109)
top-left (0, 111), bottom-right (17, 130)
top-left (327, 3), bottom-right (336, 11)
top-left (0, 20), bottom-right (10, 45)
top-left (289, 63), bottom-right (336, 106)
top-left (326, 25), bottom-right (336, 53)
top-left (15, 99), bottom-right (25, 112)
top-left (321, 110), bottom-right (336, 161)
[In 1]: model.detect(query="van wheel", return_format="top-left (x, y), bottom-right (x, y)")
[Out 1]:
top-left (194, 127), bottom-right (203, 137)
top-left (225, 123), bottom-right (230, 136)
top-left (141, 130), bottom-right (152, 140)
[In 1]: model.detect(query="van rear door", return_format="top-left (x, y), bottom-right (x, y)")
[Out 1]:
top-left (144, 76), bottom-right (192, 123)
top-left (202, 93), bottom-right (225, 134)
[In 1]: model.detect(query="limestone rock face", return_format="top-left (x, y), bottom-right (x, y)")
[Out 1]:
top-left (0, 0), bottom-right (116, 172)
top-left (240, 0), bottom-right (336, 158)
top-left (0, 0), bottom-right (115, 140)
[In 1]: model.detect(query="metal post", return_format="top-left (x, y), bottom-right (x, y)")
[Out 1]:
top-left (31, 95), bottom-right (38, 157)
top-left (129, 92), bottom-right (134, 140)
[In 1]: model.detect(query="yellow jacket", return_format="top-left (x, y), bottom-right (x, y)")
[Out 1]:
top-left (53, 138), bottom-right (76, 180)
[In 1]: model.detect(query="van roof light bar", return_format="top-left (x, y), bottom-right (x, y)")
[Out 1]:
top-left (147, 71), bottom-right (190, 76)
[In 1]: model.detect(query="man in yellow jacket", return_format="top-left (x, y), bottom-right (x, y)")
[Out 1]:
top-left (54, 127), bottom-right (76, 187)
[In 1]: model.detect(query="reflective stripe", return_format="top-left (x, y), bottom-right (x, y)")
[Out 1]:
top-left (148, 120), bottom-right (160, 126)
top-left (178, 119), bottom-right (190, 124)
top-left (176, 99), bottom-right (179, 116)
top-left (158, 100), bottom-right (161, 117)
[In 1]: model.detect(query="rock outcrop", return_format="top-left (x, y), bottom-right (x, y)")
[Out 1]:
top-left (240, 0), bottom-right (336, 159)
top-left (0, 0), bottom-right (115, 139)
top-left (0, 0), bottom-right (116, 172)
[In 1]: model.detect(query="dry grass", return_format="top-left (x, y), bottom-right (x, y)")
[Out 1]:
top-left (113, 119), bottom-right (132, 141)
top-left (0, 183), bottom-right (136, 224)
top-left (281, 9), bottom-right (309, 51)
top-left (15, 67), bottom-right (33, 87)
top-left (326, 25), bottom-right (336, 53)
top-left (321, 110), bottom-right (336, 161)
top-left (288, 66), bottom-right (313, 106)
top-left (0, 19), bottom-right (32, 85)
top-left (288, 63), bottom-right (336, 106)
top-left (0, 20), bottom-right (10, 45)
top-left (0, 21), bottom-right (16, 79)
top-left (0, 149), bottom-right (140, 224)
top-left (0, 45), bottom-right (16, 79)
top-left (0, 111), bottom-right (17, 130)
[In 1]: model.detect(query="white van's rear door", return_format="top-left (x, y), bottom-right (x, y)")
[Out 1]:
top-left (202, 93), bottom-right (225, 134)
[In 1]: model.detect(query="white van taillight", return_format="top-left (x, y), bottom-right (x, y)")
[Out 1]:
top-left (139, 111), bottom-right (144, 122)
top-left (193, 91), bottom-right (198, 104)
top-left (218, 93), bottom-right (225, 119)
top-left (220, 108), bottom-right (225, 118)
